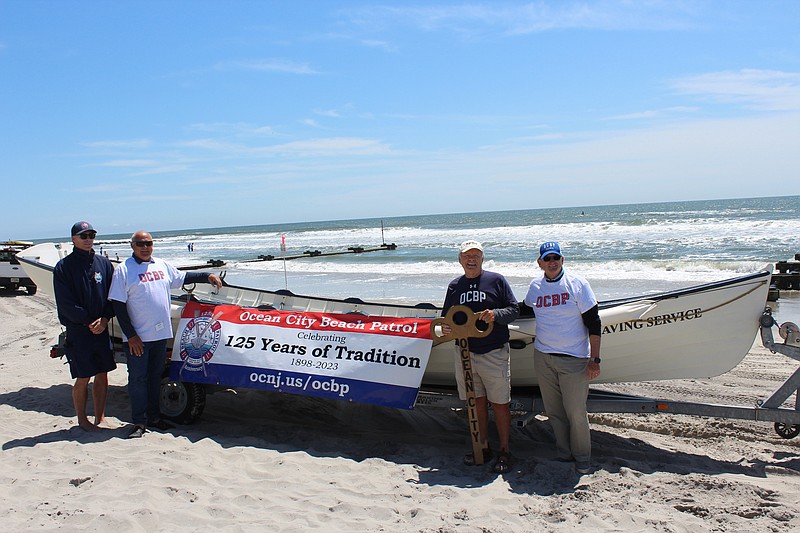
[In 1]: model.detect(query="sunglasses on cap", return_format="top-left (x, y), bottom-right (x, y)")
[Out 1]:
top-left (133, 240), bottom-right (154, 247)
top-left (77, 232), bottom-right (97, 240)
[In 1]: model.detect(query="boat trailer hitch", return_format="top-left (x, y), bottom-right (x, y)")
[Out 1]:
top-left (759, 307), bottom-right (800, 438)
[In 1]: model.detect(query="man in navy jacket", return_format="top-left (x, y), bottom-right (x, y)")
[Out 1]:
top-left (53, 221), bottom-right (116, 432)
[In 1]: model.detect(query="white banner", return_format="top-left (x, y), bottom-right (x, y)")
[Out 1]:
top-left (170, 301), bottom-right (434, 409)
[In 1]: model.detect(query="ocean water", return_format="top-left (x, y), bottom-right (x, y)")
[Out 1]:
top-left (90, 195), bottom-right (799, 323)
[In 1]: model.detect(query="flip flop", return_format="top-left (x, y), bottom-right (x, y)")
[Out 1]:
top-left (463, 448), bottom-right (493, 466)
top-left (493, 451), bottom-right (513, 474)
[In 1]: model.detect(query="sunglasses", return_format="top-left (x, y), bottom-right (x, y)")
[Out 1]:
top-left (77, 232), bottom-right (97, 240)
top-left (133, 240), bottom-right (154, 247)
top-left (542, 255), bottom-right (561, 262)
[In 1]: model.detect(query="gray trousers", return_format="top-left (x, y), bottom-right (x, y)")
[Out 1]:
top-left (534, 348), bottom-right (591, 462)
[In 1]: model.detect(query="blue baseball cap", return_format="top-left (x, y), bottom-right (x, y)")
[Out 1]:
top-left (539, 241), bottom-right (563, 259)
top-left (71, 221), bottom-right (95, 236)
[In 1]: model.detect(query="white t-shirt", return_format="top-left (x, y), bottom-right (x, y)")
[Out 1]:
top-left (108, 256), bottom-right (186, 342)
top-left (523, 269), bottom-right (597, 357)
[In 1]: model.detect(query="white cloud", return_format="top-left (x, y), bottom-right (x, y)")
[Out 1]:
top-left (80, 139), bottom-right (152, 149)
top-left (216, 59), bottom-right (318, 74)
top-left (344, 2), bottom-right (698, 36)
top-left (176, 138), bottom-right (244, 152)
top-left (261, 137), bottom-right (393, 156)
top-left (672, 69), bottom-right (800, 111)
top-left (360, 39), bottom-right (395, 51)
top-left (314, 109), bottom-right (341, 118)
top-left (188, 122), bottom-right (277, 136)
top-left (129, 165), bottom-right (189, 176)
top-left (607, 106), bottom-right (700, 120)
top-left (94, 159), bottom-right (159, 168)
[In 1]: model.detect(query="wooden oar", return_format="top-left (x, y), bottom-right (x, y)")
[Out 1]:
top-left (431, 305), bottom-right (494, 465)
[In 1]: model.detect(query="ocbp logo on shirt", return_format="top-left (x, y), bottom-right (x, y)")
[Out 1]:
top-left (460, 290), bottom-right (486, 305)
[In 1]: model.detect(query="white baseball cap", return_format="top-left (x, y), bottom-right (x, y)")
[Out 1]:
top-left (459, 240), bottom-right (483, 253)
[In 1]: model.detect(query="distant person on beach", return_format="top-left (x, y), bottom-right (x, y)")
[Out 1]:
top-left (53, 221), bottom-right (116, 432)
top-left (441, 240), bottom-right (519, 474)
top-left (109, 230), bottom-right (222, 439)
top-left (522, 241), bottom-right (601, 475)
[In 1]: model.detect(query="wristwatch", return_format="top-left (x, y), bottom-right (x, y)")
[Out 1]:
top-left (589, 357), bottom-right (601, 364)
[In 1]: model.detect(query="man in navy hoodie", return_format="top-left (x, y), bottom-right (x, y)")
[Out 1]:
top-left (442, 240), bottom-right (519, 473)
top-left (53, 221), bottom-right (116, 432)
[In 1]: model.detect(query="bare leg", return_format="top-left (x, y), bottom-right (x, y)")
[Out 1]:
top-left (92, 372), bottom-right (109, 427)
top-left (73, 377), bottom-right (97, 431)
top-left (492, 402), bottom-right (511, 453)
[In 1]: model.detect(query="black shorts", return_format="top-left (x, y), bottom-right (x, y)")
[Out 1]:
top-left (64, 330), bottom-right (117, 379)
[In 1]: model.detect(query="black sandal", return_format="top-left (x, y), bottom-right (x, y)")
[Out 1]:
top-left (493, 451), bottom-right (513, 474)
top-left (463, 448), bottom-right (493, 466)
top-left (147, 419), bottom-right (175, 431)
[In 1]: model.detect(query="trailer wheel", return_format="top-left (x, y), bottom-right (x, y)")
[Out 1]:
top-left (26, 285), bottom-right (37, 295)
top-left (774, 422), bottom-right (800, 439)
top-left (160, 378), bottom-right (206, 424)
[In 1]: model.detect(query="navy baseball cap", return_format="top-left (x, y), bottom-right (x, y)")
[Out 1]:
top-left (71, 221), bottom-right (95, 236)
top-left (539, 241), bottom-right (563, 259)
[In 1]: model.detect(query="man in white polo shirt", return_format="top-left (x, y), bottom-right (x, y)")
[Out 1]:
top-left (109, 230), bottom-right (222, 438)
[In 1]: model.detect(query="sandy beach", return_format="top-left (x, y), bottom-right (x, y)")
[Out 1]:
top-left (1, 293), bottom-right (799, 532)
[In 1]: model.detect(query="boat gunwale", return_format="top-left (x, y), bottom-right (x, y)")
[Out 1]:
top-left (18, 250), bottom-right (772, 313)
top-left (194, 270), bottom-right (772, 314)
top-left (597, 269), bottom-right (771, 310)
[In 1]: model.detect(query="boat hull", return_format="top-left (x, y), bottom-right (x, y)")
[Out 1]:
top-left (18, 242), bottom-right (771, 387)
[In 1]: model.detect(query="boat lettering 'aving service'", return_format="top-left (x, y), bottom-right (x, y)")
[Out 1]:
top-left (15, 195), bottom-right (800, 444)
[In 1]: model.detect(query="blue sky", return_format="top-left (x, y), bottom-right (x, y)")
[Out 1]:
top-left (2, 1), bottom-right (799, 239)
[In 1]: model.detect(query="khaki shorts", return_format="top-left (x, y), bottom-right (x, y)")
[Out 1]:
top-left (453, 343), bottom-right (511, 404)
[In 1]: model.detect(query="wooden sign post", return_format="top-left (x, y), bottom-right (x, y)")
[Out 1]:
top-left (431, 305), bottom-right (493, 465)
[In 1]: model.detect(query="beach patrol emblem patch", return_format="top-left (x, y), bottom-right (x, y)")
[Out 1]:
top-left (178, 311), bottom-right (222, 374)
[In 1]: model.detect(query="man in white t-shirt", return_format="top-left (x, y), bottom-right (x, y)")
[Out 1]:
top-left (523, 242), bottom-right (601, 475)
top-left (109, 230), bottom-right (222, 438)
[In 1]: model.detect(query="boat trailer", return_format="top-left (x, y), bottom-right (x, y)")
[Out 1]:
top-left (415, 307), bottom-right (800, 439)
top-left (151, 307), bottom-right (800, 439)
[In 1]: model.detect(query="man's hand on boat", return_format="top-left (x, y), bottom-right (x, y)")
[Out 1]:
top-left (208, 273), bottom-right (223, 290)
